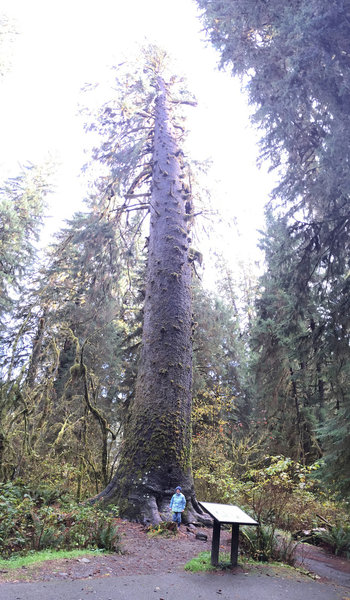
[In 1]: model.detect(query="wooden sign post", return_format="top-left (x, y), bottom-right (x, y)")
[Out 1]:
top-left (199, 502), bottom-right (258, 567)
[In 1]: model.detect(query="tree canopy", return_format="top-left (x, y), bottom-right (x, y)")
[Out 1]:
top-left (197, 0), bottom-right (350, 494)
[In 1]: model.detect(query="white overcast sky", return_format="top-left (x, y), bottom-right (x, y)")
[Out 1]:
top-left (0, 0), bottom-right (273, 279)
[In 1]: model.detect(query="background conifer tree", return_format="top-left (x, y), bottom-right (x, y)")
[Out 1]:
top-left (197, 0), bottom-right (350, 495)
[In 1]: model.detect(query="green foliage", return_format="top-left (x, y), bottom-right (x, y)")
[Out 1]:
top-left (184, 551), bottom-right (213, 572)
top-left (318, 397), bottom-right (350, 498)
top-left (0, 191), bottom-right (145, 494)
top-left (94, 519), bottom-right (121, 551)
top-left (193, 423), bottom-right (266, 506)
top-left (192, 281), bottom-right (249, 429)
top-left (240, 525), bottom-right (277, 563)
top-left (185, 551), bottom-right (240, 571)
top-left (0, 163), bottom-right (51, 326)
top-left (146, 521), bottom-right (178, 537)
top-left (251, 214), bottom-right (324, 463)
top-left (198, 0), bottom-right (350, 220)
top-left (186, 531), bottom-right (297, 568)
top-left (0, 164), bottom-right (54, 486)
top-left (238, 456), bottom-right (339, 534)
top-left (241, 525), bottom-right (297, 565)
top-left (197, 0), bottom-right (350, 498)
top-left (191, 277), bottom-right (260, 504)
top-left (251, 209), bottom-right (350, 485)
top-left (185, 550), bottom-right (239, 571)
top-left (0, 482), bottom-right (120, 558)
top-left (243, 457), bottom-right (311, 525)
top-left (193, 448), bottom-right (349, 540)
top-left (193, 432), bottom-right (247, 503)
top-left (315, 525), bottom-right (350, 558)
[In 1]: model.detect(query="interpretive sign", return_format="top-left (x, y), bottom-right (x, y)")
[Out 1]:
top-left (199, 502), bottom-right (258, 567)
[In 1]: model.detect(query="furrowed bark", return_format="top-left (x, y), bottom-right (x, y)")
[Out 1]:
top-left (91, 78), bottom-right (207, 524)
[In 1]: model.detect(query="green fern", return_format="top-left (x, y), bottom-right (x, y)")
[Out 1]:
top-left (316, 526), bottom-right (350, 558)
top-left (95, 521), bottom-right (120, 552)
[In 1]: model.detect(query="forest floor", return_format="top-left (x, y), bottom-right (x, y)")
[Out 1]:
top-left (0, 520), bottom-right (349, 599)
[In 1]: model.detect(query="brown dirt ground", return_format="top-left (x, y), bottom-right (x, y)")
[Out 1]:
top-left (0, 520), bottom-right (349, 585)
top-left (0, 521), bottom-right (225, 583)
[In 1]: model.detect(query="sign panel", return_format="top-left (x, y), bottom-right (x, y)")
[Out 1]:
top-left (199, 502), bottom-right (258, 525)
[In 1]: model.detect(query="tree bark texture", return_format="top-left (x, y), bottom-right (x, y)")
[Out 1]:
top-left (93, 79), bottom-right (205, 524)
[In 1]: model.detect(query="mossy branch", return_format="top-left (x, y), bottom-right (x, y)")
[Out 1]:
top-left (80, 343), bottom-right (116, 441)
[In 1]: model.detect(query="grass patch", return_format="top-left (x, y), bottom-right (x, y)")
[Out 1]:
top-left (185, 551), bottom-right (212, 572)
top-left (185, 551), bottom-right (232, 572)
top-left (184, 551), bottom-right (312, 583)
top-left (0, 549), bottom-right (103, 570)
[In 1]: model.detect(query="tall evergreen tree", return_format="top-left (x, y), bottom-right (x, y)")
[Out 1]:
top-left (0, 164), bottom-right (50, 481)
top-left (88, 48), bottom-right (206, 523)
top-left (0, 164), bottom-right (49, 329)
top-left (251, 213), bottom-right (324, 463)
top-left (192, 280), bottom-right (249, 432)
top-left (197, 0), bottom-right (350, 494)
top-left (0, 179), bottom-right (144, 494)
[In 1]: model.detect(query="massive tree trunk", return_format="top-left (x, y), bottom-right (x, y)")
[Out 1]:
top-left (92, 78), bottom-right (205, 524)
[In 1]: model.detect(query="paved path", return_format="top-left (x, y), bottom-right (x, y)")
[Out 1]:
top-left (1, 570), bottom-right (348, 600)
top-left (296, 543), bottom-right (350, 589)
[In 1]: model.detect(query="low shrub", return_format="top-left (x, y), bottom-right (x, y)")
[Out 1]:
top-left (315, 525), bottom-right (350, 558)
top-left (240, 524), bottom-right (277, 562)
top-left (240, 525), bottom-right (298, 565)
top-left (0, 482), bottom-right (120, 558)
top-left (194, 452), bottom-right (349, 537)
top-left (146, 521), bottom-right (178, 537)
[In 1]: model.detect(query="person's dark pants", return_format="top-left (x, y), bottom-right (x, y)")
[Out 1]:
top-left (172, 512), bottom-right (182, 527)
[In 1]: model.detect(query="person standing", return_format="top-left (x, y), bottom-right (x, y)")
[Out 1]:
top-left (169, 486), bottom-right (186, 527)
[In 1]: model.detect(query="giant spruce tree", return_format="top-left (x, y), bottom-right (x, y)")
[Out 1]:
top-left (88, 49), bottom-right (205, 522)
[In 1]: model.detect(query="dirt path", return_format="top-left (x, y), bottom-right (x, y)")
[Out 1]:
top-left (0, 521), bottom-right (218, 583)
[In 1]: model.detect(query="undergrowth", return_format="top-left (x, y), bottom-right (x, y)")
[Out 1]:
top-left (0, 481), bottom-right (120, 558)
top-left (146, 521), bottom-right (178, 537)
top-left (185, 551), bottom-right (229, 572)
top-left (315, 525), bottom-right (350, 558)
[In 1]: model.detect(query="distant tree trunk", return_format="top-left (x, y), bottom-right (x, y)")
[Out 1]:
top-left (53, 336), bottom-right (77, 399)
top-left (92, 78), bottom-right (204, 524)
top-left (25, 313), bottom-right (46, 388)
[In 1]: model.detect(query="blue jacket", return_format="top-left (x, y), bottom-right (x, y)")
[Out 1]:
top-left (170, 492), bottom-right (186, 512)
